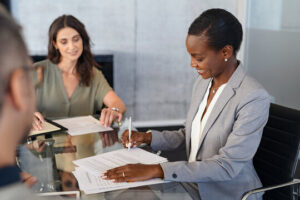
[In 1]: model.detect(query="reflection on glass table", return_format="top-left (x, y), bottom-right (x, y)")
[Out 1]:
top-left (17, 126), bottom-right (193, 200)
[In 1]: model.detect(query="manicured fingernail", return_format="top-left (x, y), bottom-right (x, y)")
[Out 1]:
top-left (101, 175), bottom-right (107, 179)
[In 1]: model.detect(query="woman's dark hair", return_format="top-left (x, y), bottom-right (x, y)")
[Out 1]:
top-left (48, 15), bottom-right (99, 86)
top-left (188, 8), bottom-right (243, 55)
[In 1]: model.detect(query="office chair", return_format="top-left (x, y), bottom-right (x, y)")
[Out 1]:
top-left (242, 104), bottom-right (300, 200)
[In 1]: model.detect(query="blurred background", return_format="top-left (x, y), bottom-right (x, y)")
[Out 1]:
top-left (2, 0), bottom-right (299, 122)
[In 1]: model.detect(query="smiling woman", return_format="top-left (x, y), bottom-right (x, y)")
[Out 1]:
top-left (103, 8), bottom-right (270, 200)
top-left (48, 15), bottom-right (93, 86)
top-left (31, 15), bottom-right (126, 130)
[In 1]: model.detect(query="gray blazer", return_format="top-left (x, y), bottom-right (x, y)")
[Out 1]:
top-left (151, 64), bottom-right (270, 200)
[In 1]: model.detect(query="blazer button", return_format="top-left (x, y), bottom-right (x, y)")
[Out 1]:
top-left (172, 173), bottom-right (177, 178)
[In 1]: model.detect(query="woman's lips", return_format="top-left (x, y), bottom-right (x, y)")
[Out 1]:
top-left (197, 69), bottom-right (205, 75)
top-left (69, 51), bottom-right (78, 56)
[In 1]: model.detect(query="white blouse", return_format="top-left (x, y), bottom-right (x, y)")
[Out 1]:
top-left (189, 80), bottom-right (227, 162)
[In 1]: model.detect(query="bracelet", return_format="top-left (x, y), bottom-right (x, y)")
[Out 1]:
top-left (111, 107), bottom-right (120, 112)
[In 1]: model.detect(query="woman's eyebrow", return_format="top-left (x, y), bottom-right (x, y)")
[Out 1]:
top-left (72, 34), bottom-right (80, 39)
top-left (191, 53), bottom-right (203, 57)
top-left (58, 38), bottom-right (67, 41)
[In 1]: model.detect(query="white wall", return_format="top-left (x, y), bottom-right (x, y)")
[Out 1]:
top-left (12, 0), bottom-right (244, 121)
top-left (246, 0), bottom-right (300, 110)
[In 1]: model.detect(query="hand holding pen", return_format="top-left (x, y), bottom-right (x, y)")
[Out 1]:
top-left (121, 131), bottom-right (152, 149)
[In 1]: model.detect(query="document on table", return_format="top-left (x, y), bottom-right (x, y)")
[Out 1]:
top-left (29, 121), bottom-right (61, 136)
top-left (72, 167), bottom-right (166, 194)
top-left (53, 115), bottom-right (113, 136)
top-left (29, 119), bottom-right (67, 136)
top-left (72, 148), bottom-right (168, 194)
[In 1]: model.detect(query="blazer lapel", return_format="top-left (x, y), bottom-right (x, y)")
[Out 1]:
top-left (186, 78), bottom-right (211, 154)
top-left (196, 64), bottom-right (246, 152)
top-left (189, 78), bottom-right (211, 124)
top-left (197, 86), bottom-right (235, 149)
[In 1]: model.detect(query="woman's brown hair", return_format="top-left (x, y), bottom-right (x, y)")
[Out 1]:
top-left (48, 15), bottom-right (99, 86)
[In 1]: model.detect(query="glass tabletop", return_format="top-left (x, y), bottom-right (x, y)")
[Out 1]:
top-left (17, 124), bottom-right (193, 200)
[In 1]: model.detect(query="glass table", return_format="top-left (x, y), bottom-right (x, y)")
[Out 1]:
top-left (17, 125), bottom-right (193, 200)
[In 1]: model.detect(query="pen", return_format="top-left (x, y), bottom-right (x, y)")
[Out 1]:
top-left (128, 117), bottom-right (132, 151)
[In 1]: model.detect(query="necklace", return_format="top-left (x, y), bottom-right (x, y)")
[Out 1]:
top-left (212, 87), bottom-right (219, 94)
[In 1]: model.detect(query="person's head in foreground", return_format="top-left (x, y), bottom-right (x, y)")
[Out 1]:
top-left (0, 6), bottom-right (35, 146)
top-left (0, 4), bottom-right (39, 192)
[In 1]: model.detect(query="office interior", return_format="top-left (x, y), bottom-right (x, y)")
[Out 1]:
top-left (0, 0), bottom-right (300, 200)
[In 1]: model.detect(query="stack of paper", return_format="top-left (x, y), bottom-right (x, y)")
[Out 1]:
top-left (53, 115), bottom-right (113, 136)
top-left (72, 148), bottom-right (168, 194)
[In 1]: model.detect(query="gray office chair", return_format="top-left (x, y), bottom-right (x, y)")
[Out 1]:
top-left (242, 104), bottom-right (300, 200)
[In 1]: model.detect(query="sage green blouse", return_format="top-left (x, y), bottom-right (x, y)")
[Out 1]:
top-left (33, 59), bottom-right (112, 119)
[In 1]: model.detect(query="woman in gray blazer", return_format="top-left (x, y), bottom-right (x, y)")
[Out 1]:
top-left (103, 8), bottom-right (270, 200)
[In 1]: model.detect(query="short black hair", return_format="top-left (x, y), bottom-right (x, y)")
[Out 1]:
top-left (188, 8), bottom-right (243, 55)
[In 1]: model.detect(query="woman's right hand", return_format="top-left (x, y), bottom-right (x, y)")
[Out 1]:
top-left (121, 130), bottom-right (152, 148)
top-left (32, 112), bottom-right (45, 131)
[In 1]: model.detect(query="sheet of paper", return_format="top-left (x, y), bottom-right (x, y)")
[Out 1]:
top-left (73, 167), bottom-right (166, 194)
top-left (53, 115), bottom-right (113, 136)
top-left (29, 121), bottom-right (61, 136)
top-left (72, 148), bottom-right (168, 194)
top-left (73, 148), bottom-right (167, 176)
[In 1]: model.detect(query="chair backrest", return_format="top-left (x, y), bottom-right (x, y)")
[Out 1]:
top-left (253, 103), bottom-right (300, 200)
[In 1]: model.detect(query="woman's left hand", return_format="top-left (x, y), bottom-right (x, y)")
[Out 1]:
top-left (101, 164), bottom-right (164, 183)
top-left (99, 108), bottom-right (122, 127)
